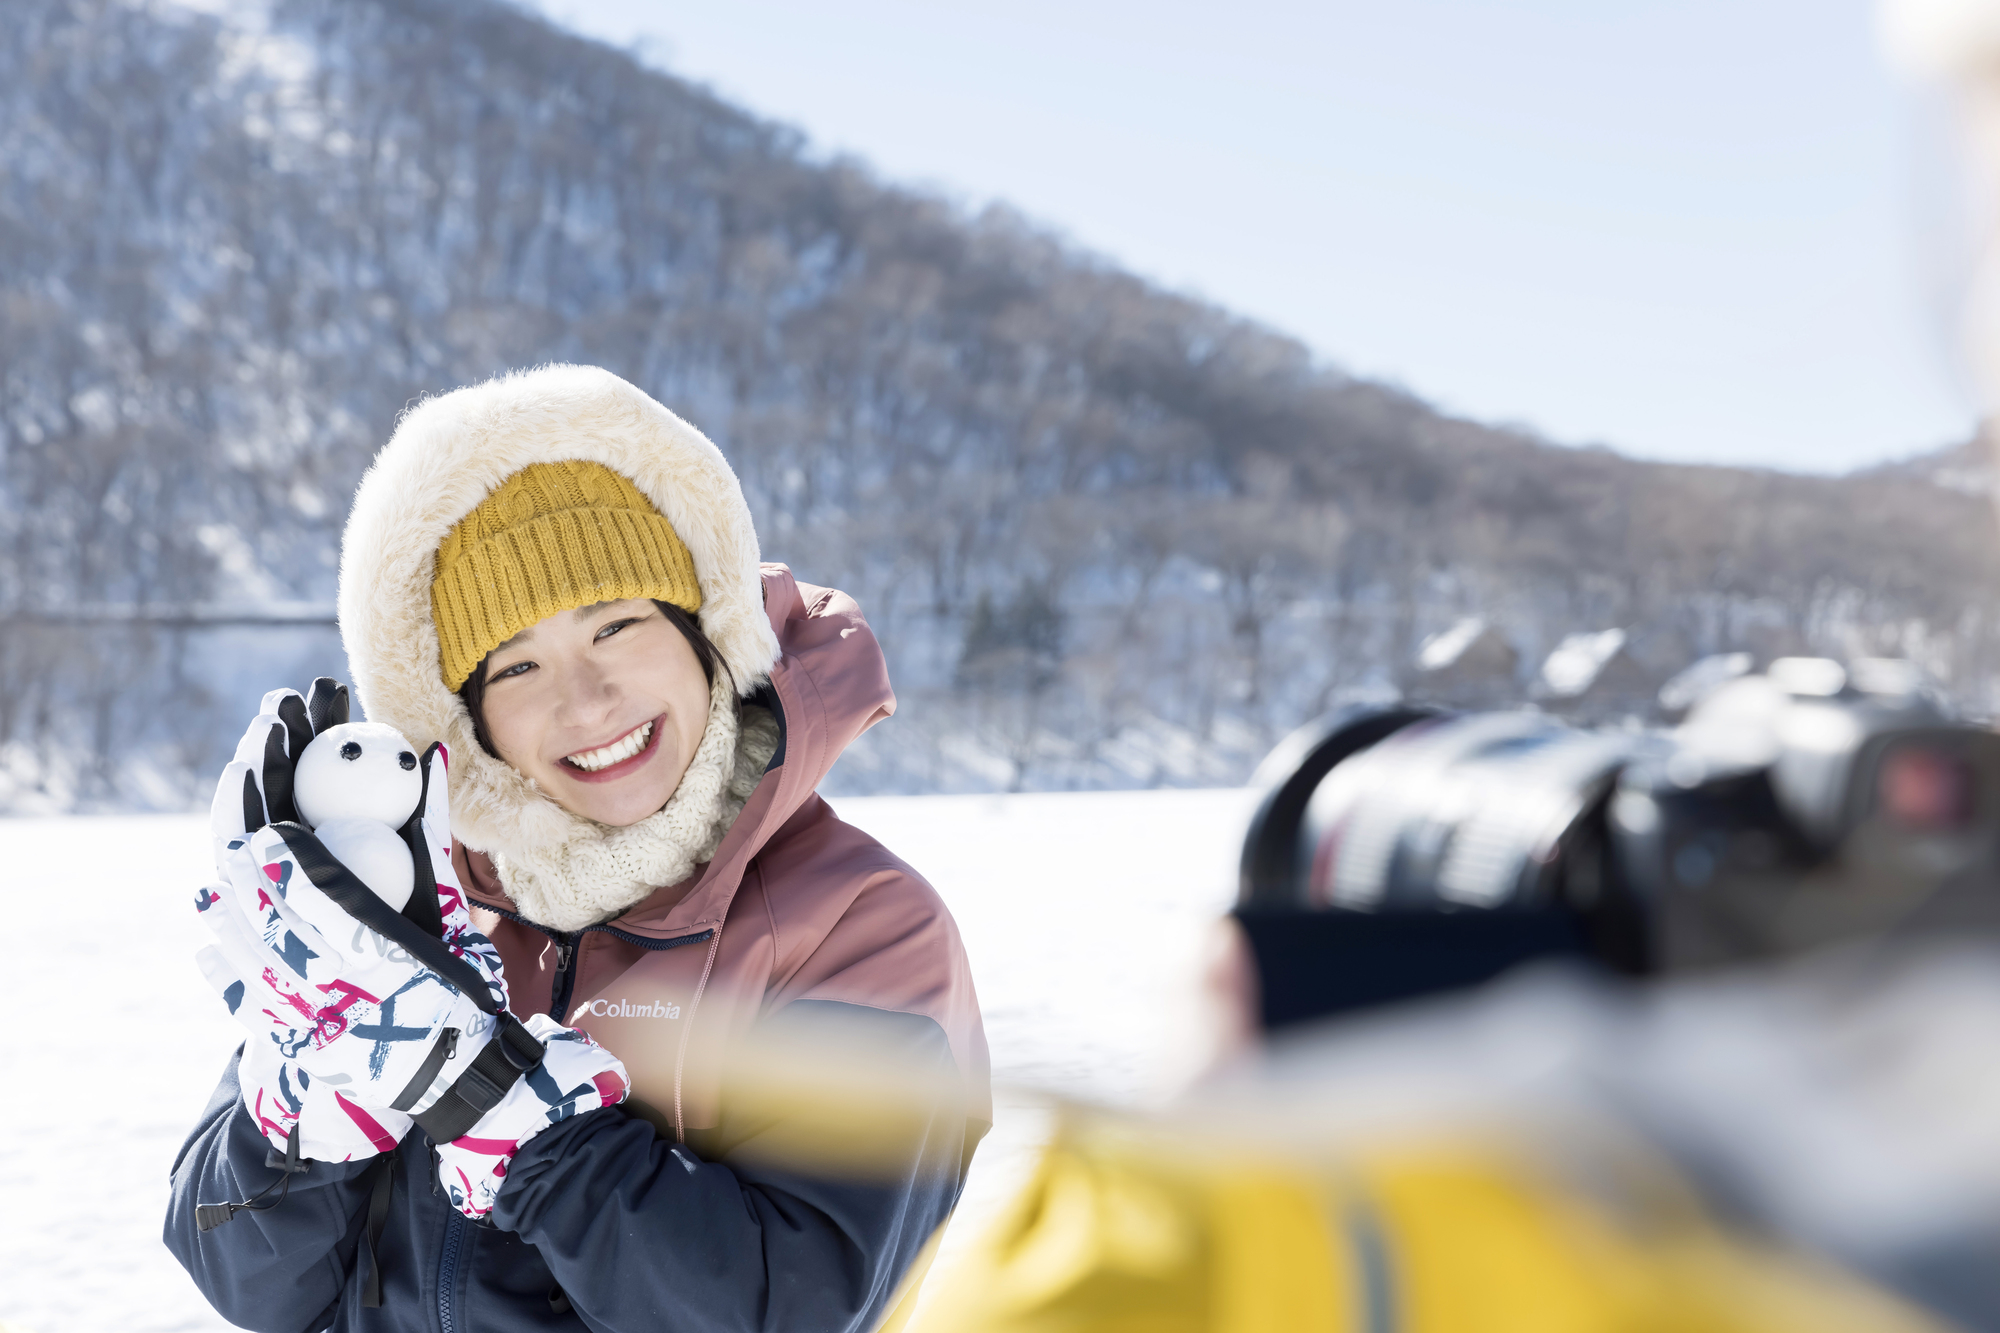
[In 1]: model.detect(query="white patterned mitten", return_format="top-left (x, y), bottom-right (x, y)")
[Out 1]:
top-left (434, 1015), bottom-right (629, 1220)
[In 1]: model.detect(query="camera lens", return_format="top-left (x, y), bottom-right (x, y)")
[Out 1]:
top-left (1877, 746), bottom-right (1974, 831)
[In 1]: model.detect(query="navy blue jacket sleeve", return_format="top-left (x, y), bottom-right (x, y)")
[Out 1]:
top-left (494, 1002), bottom-right (973, 1333)
top-left (163, 1049), bottom-right (377, 1333)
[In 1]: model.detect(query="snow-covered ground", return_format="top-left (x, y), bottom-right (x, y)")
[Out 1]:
top-left (0, 788), bottom-right (1255, 1333)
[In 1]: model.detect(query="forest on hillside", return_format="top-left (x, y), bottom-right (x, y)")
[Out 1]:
top-left (4, 0), bottom-right (1999, 809)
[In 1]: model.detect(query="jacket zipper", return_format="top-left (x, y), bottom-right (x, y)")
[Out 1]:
top-left (550, 936), bottom-right (580, 1022)
top-left (437, 1209), bottom-right (466, 1333)
top-left (476, 903), bottom-right (714, 1019)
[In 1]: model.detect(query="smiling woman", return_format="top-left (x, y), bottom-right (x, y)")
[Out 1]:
top-left (165, 365), bottom-right (990, 1333)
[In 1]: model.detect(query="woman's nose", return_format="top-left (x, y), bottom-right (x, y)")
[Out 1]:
top-left (553, 658), bottom-right (621, 726)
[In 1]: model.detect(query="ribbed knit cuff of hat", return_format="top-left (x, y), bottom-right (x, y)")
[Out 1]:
top-left (489, 671), bottom-right (781, 932)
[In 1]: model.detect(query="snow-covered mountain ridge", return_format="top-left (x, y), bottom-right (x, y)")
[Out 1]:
top-left (4, 0), bottom-right (1998, 809)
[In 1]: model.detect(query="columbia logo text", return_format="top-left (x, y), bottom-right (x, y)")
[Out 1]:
top-left (578, 998), bottom-right (681, 1020)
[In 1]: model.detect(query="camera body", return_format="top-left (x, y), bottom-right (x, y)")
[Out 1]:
top-left (1235, 659), bottom-right (2000, 1026)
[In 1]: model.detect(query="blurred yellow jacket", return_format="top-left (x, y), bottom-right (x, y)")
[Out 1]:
top-left (914, 1111), bottom-right (1950, 1333)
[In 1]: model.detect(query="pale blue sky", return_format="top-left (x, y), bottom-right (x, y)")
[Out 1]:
top-left (534, 0), bottom-right (1975, 473)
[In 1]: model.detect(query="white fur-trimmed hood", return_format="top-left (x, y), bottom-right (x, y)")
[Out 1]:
top-left (336, 364), bottom-right (781, 864)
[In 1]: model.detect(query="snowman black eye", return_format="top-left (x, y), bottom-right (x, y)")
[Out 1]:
top-left (398, 751), bottom-right (418, 771)
top-left (339, 742), bottom-right (362, 761)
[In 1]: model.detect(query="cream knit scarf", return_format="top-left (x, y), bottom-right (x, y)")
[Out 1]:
top-left (489, 672), bottom-right (781, 931)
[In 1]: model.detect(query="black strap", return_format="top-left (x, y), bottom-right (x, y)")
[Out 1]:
top-left (357, 1153), bottom-right (396, 1309)
top-left (412, 1011), bottom-right (547, 1143)
top-left (196, 1124), bottom-right (304, 1232)
top-left (271, 823), bottom-right (504, 1014)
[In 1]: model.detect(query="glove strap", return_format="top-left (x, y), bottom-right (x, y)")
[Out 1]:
top-left (412, 1011), bottom-right (548, 1144)
top-left (357, 1152), bottom-right (396, 1308)
top-left (273, 822), bottom-right (503, 1014)
top-left (196, 1124), bottom-right (305, 1232)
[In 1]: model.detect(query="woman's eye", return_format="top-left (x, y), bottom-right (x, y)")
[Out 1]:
top-left (595, 618), bottom-right (641, 641)
top-left (492, 661), bottom-right (533, 681)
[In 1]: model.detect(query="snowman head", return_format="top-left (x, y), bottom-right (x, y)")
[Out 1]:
top-left (295, 721), bottom-right (424, 829)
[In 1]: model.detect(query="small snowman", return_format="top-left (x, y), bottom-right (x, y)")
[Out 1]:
top-left (293, 722), bottom-right (424, 912)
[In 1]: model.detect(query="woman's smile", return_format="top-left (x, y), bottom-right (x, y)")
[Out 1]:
top-left (557, 714), bottom-right (665, 782)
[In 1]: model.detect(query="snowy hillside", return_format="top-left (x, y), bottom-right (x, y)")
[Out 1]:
top-left (0, 787), bottom-right (1255, 1333)
top-left (8, 0), bottom-right (2000, 811)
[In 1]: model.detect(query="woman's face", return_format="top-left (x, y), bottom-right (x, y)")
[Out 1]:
top-left (478, 599), bottom-right (711, 827)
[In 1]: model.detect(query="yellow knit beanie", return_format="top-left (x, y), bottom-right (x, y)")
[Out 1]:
top-left (431, 460), bottom-right (702, 691)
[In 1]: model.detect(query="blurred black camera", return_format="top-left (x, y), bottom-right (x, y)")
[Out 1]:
top-left (1233, 658), bottom-right (2000, 1030)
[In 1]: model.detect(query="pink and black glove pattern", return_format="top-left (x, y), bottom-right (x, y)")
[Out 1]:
top-left (197, 780), bottom-right (507, 1115)
top-left (195, 677), bottom-right (530, 1143)
top-left (231, 1025), bottom-right (410, 1161)
top-left (434, 1014), bottom-right (629, 1220)
top-left (196, 680), bottom-right (409, 1156)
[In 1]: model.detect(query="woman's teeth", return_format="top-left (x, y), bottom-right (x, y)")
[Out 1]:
top-left (564, 721), bottom-right (653, 772)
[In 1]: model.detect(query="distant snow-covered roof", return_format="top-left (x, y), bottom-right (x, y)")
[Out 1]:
top-left (1539, 628), bottom-right (1629, 699)
top-left (1417, 617), bottom-right (1490, 672)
